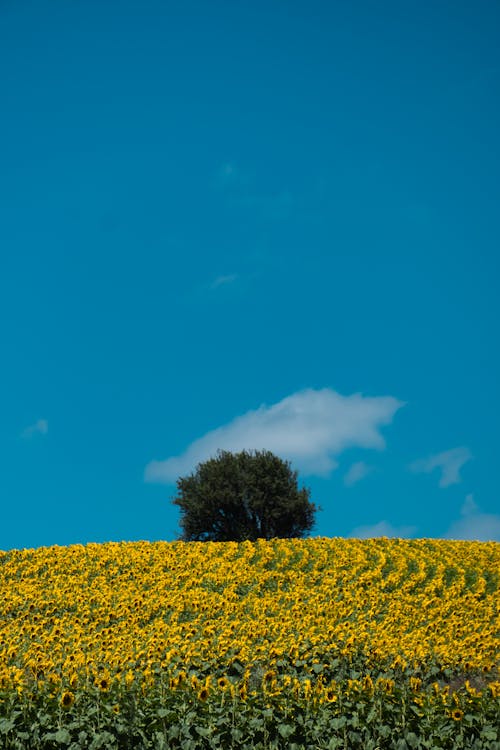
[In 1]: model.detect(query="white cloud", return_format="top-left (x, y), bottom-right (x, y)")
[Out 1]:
top-left (21, 419), bottom-right (48, 438)
top-left (461, 493), bottom-right (478, 516)
top-left (210, 274), bottom-right (238, 289)
top-left (444, 494), bottom-right (500, 541)
top-left (344, 461), bottom-right (373, 487)
top-left (349, 520), bottom-right (417, 539)
top-left (145, 387), bottom-right (404, 484)
top-left (409, 446), bottom-right (472, 488)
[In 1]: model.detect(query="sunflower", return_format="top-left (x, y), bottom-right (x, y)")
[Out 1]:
top-left (217, 677), bottom-right (229, 690)
top-left (98, 677), bottom-right (110, 692)
top-left (409, 677), bottom-right (422, 692)
top-left (124, 670), bottom-right (135, 687)
top-left (362, 675), bottom-right (374, 693)
top-left (325, 689), bottom-right (337, 703)
top-left (488, 682), bottom-right (500, 699)
top-left (198, 686), bottom-right (209, 702)
top-left (60, 691), bottom-right (75, 709)
top-left (451, 709), bottom-right (464, 721)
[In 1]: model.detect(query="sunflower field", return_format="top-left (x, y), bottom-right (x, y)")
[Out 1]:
top-left (0, 537), bottom-right (498, 749)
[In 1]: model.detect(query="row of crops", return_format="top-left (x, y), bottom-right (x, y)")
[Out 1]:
top-left (0, 537), bottom-right (499, 748)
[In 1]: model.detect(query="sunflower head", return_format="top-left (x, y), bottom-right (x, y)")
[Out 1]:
top-left (198, 686), bottom-right (209, 702)
top-left (61, 691), bottom-right (75, 709)
top-left (362, 675), bottom-right (374, 693)
top-left (124, 670), bottom-right (135, 687)
top-left (488, 682), bottom-right (500, 699)
top-left (451, 709), bottom-right (464, 721)
top-left (409, 677), bottom-right (422, 692)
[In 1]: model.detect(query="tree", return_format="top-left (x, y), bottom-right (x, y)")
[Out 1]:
top-left (173, 449), bottom-right (317, 542)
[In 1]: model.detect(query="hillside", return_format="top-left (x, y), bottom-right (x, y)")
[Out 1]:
top-left (0, 537), bottom-right (498, 748)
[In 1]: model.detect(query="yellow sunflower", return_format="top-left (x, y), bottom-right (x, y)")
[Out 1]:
top-left (98, 677), bottom-right (110, 692)
top-left (324, 689), bottom-right (337, 703)
top-left (60, 691), bottom-right (75, 709)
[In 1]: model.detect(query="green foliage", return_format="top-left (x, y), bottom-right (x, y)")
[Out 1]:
top-left (0, 669), bottom-right (499, 749)
top-left (172, 449), bottom-right (317, 542)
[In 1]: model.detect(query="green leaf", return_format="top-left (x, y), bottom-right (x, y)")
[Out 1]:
top-left (54, 728), bottom-right (71, 745)
top-left (0, 718), bottom-right (15, 734)
top-left (278, 723), bottom-right (295, 739)
top-left (168, 725), bottom-right (181, 740)
top-left (195, 726), bottom-right (211, 737)
top-left (249, 717), bottom-right (265, 730)
top-left (378, 725), bottom-right (392, 739)
top-left (153, 732), bottom-right (168, 750)
top-left (88, 730), bottom-right (116, 749)
top-left (331, 716), bottom-right (347, 730)
top-left (327, 738), bottom-right (344, 749)
top-left (350, 712), bottom-right (360, 728)
top-left (405, 732), bottom-right (420, 748)
top-left (481, 727), bottom-right (498, 741)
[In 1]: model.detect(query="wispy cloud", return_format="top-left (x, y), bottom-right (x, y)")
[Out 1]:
top-left (21, 419), bottom-right (48, 439)
top-left (349, 520), bottom-right (417, 539)
top-left (210, 274), bottom-right (238, 290)
top-left (343, 461), bottom-right (373, 487)
top-left (409, 446), bottom-right (472, 488)
top-left (145, 387), bottom-right (404, 484)
top-left (444, 494), bottom-right (500, 541)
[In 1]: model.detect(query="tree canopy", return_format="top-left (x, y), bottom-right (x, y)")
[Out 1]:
top-left (173, 449), bottom-right (317, 542)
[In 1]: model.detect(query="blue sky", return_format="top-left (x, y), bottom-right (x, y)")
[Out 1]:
top-left (1, 0), bottom-right (499, 551)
